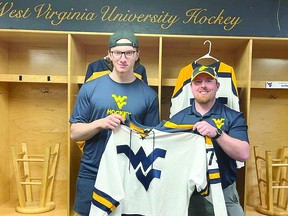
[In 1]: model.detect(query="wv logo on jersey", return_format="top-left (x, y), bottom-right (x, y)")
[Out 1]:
top-left (117, 145), bottom-right (166, 190)
top-left (112, 94), bottom-right (127, 109)
top-left (212, 118), bottom-right (225, 129)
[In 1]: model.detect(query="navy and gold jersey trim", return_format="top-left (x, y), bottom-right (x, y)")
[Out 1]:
top-left (129, 121), bottom-right (151, 138)
top-left (86, 71), bottom-right (110, 82)
top-left (92, 188), bottom-right (119, 214)
top-left (199, 184), bottom-right (209, 196)
top-left (86, 71), bottom-right (143, 83)
top-left (208, 168), bottom-right (221, 184)
top-left (172, 64), bottom-right (192, 98)
top-left (163, 121), bottom-right (194, 130)
top-left (173, 78), bottom-right (191, 98)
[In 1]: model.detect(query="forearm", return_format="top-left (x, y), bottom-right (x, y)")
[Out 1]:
top-left (216, 132), bottom-right (250, 162)
top-left (70, 120), bottom-right (102, 142)
top-left (70, 114), bottom-right (125, 142)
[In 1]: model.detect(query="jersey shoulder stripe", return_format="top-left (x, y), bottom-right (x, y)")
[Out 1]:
top-left (217, 62), bottom-right (238, 96)
top-left (172, 64), bottom-right (193, 98)
top-left (86, 71), bottom-right (110, 82)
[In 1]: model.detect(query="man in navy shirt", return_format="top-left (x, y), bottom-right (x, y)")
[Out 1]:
top-left (70, 30), bottom-right (159, 216)
top-left (170, 65), bottom-right (250, 216)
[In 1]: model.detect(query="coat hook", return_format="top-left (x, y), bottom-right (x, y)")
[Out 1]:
top-left (269, 93), bottom-right (277, 99)
top-left (203, 40), bottom-right (212, 55)
top-left (41, 87), bottom-right (51, 94)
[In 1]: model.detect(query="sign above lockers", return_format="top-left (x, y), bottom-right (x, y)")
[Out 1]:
top-left (0, 0), bottom-right (287, 37)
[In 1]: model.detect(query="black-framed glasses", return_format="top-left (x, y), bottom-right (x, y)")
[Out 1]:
top-left (110, 50), bottom-right (136, 59)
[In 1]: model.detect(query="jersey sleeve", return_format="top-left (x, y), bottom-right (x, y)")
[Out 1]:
top-left (89, 129), bottom-right (124, 216)
top-left (141, 66), bottom-right (148, 84)
top-left (216, 62), bottom-right (240, 112)
top-left (134, 64), bottom-right (148, 84)
top-left (85, 63), bottom-right (94, 82)
top-left (228, 112), bottom-right (249, 142)
top-left (84, 59), bottom-right (110, 83)
top-left (205, 139), bottom-right (228, 216)
top-left (69, 84), bottom-right (91, 123)
top-left (187, 137), bottom-right (209, 195)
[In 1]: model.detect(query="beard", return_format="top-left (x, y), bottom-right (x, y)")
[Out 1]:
top-left (194, 93), bottom-right (215, 104)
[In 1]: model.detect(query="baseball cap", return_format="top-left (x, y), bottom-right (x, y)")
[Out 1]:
top-left (191, 65), bottom-right (218, 81)
top-left (109, 30), bottom-right (139, 48)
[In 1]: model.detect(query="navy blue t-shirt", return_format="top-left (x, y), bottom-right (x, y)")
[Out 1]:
top-left (70, 74), bottom-right (159, 179)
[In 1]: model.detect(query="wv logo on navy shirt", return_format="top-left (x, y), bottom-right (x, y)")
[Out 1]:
top-left (117, 145), bottom-right (166, 190)
top-left (112, 94), bottom-right (127, 109)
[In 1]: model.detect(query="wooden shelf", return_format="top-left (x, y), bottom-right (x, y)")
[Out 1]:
top-left (0, 74), bottom-right (67, 83)
top-left (251, 81), bottom-right (288, 89)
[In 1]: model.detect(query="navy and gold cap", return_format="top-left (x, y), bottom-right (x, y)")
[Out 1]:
top-left (191, 66), bottom-right (218, 81)
top-left (109, 30), bottom-right (139, 48)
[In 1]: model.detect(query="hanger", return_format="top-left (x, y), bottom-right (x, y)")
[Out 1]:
top-left (194, 40), bottom-right (219, 63)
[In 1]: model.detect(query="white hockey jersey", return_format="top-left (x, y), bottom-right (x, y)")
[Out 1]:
top-left (89, 119), bottom-right (227, 216)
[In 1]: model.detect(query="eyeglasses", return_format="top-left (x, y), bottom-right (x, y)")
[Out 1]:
top-left (110, 50), bottom-right (136, 59)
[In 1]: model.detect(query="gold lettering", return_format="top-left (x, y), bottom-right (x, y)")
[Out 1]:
top-left (183, 8), bottom-right (242, 31)
top-left (51, 11), bottom-right (68, 25)
top-left (161, 14), bottom-right (180, 29)
top-left (0, 2), bottom-right (243, 32)
top-left (149, 11), bottom-right (180, 29)
top-left (224, 16), bottom-right (242, 31)
top-left (21, 8), bottom-right (31, 18)
top-left (183, 8), bottom-right (203, 24)
top-left (100, 6), bottom-right (179, 30)
top-left (213, 9), bottom-right (225, 24)
top-left (34, 3), bottom-right (97, 26)
top-left (9, 9), bottom-right (19, 18)
top-left (101, 5), bottom-right (117, 21)
top-left (0, 2), bottom-right (14, 16)
top-left (9, 8), bottom-right (31, 18)
top-left (34, 3), bottom-right (51, 18)
top-left (0, 2), bottom-right (31, 18)
top-left (106, 109), bottom-right (131, 119)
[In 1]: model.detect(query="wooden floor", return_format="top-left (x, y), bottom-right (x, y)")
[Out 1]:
top-left (1, 209), bottom-right (66, 216)
top-left (0, 201), bottom-right (277, 216)
top-left (0, 200), bottom-right (67, 216)
top-left (246, 205), bottom-right (268, 216)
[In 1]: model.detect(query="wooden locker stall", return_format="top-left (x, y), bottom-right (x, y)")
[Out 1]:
top-left (0, 31), bottom-right (69, 215)
top-left (245, 38), bottom-right (288, 215)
